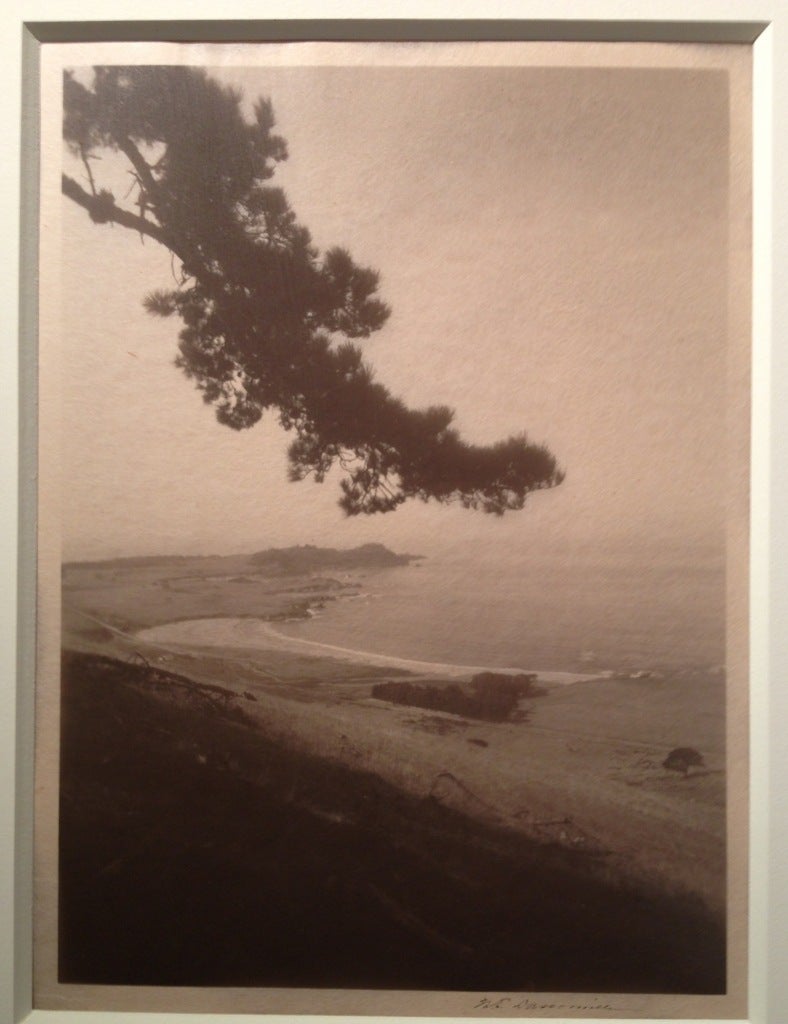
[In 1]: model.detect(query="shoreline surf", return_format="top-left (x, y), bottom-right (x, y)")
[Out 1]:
top-left (137, 616), bottom-right (606, 684)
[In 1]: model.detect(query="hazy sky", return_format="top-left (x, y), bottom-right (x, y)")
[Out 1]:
top-left (59, 60), bottom-right (732, 563)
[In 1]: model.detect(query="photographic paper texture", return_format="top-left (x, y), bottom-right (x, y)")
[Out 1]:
top-left (34, 40), bottom-right (751, 1019)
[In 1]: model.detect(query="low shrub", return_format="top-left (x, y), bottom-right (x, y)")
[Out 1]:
top-left (470, 672), bottom-right (545, 698)
top-left (371, 674), bottom-right (542, 722)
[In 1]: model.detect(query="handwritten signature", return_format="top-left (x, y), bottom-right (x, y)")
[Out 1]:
top-left (471, 995), bottom-right (624, 1012)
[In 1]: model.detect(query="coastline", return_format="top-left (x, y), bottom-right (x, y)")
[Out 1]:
top-left (60, 557), bottom-right (727, 922)
top-left (138, 616), bottom-right (604, 685)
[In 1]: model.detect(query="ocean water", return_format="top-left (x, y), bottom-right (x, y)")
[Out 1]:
top-left (272, 550), bottom-right (726, 675)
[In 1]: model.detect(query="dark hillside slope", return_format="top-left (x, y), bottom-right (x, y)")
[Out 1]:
top-left (59, 652), bottom-right (724, 992)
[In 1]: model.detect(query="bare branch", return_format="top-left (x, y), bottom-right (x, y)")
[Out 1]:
top-left (115, 135), bottom-right (160, 198)
top-left (79, 147), bottom-right (98, 197)
top-left (62, 173), bottom-right (173, 250)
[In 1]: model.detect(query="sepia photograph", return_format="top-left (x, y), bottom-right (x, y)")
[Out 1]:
top-left (33, 40), bottom-right (751, 1018)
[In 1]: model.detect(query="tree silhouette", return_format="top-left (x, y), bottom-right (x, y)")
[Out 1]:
top-left (62, 66), bottom-right (564, 515)
top-left (662, 747), bottom-right (705, 777)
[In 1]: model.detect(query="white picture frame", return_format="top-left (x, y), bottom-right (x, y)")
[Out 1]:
top-left (2, 4), bottom-right (786, 1023)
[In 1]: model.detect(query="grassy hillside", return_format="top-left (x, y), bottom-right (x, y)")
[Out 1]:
top-left (59, 651), bottom-right (725, 992)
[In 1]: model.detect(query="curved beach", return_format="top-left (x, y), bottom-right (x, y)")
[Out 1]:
top-left (137, 616), bottom-right (602, 685)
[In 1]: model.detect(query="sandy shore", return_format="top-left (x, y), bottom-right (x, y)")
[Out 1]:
top-left (138, 616), bottom-right (602, 684)
top-left (64, 607), bottom-right (726, 917)
top-left (60, 564), bottom-right (727, 919)
top-left (261, 621), bottom-right (605, 684)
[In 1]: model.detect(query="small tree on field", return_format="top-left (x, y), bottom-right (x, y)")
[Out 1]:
top-left (62, 66), bottom-right (564, 516)
top-left (662, 747), bottom-right (705, 776)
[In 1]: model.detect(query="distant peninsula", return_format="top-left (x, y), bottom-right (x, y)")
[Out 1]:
top-left (249, 543), bottom-right (422, 573)
top-left (64, 543), bottom-right (422, 573)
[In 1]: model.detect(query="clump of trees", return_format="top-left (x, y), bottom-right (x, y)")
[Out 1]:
top-left (371, 671), bottom-right (545, 722)
top-left (62, 66), bottom-right (564, 516)
top-left (470, 671), bottom-right (546, 700)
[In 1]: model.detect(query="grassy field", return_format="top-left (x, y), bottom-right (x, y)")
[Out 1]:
top-left (59, 651), bottom-right (725, 992)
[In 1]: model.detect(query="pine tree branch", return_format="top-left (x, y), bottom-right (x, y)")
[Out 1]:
top-left (62, 173), bottom-right (226, 297)
top-left (115, 135), bottom-right (160, 199)
top-left (79, 147), bottom-right (98, 196)
top-left (61, 173), bottom-right (173, 251)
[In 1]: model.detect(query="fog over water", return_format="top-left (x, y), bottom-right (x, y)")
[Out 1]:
top-left (61, 64), bottom-right (728, 561)
top-left (60, 61), bottom-right (731, 673)
top-left (140, 546), bottom-right (724, 675)
top-left (280, 553), bottom-right (725, 673)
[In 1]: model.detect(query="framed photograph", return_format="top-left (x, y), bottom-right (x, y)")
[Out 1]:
top-left (4, 5), bottom-right (787, 1024)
